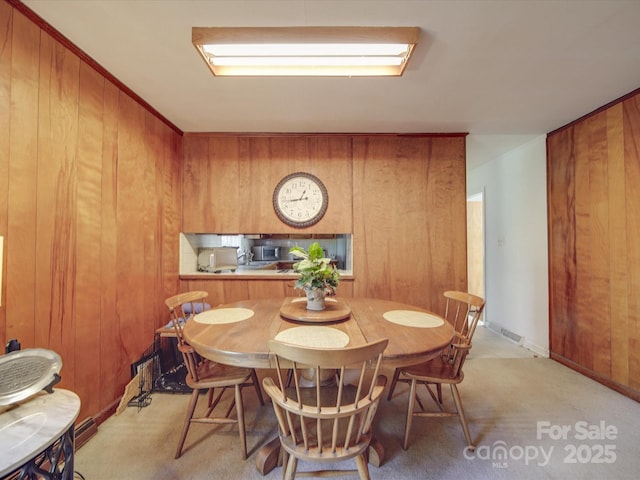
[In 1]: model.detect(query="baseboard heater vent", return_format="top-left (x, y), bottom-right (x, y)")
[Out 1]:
top-left (75, 417), bottom-right (98, 449)
top-left (500, 327), bottom-right (523, 344)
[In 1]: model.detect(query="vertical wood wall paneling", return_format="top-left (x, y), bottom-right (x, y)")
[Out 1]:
top-left (351, 136), bottom-right (467, 312)
top-left (572, 120), bottom-right (593, 370)
top-left (143, 114), bottom-right (164, 342)
top-left (6, 9), bottom-right (40, 347)
top-left (1, 3), bottom-right (183, 423)
top-left (99, 80), bottom-right (121, 406)
top-left (161, 127), bottom-right (182, 305)
top-left (586, 113), bottom-right (612, 377)
top-left (606, 103), bottom-right (629, 386)
top-left (116, 95), bottom-right (147, 365)
top-left (208, 135), bottom-right (242, 232)
top-left (74, 63), bottom-right (105, 418)
top-left (623, 95), bottom-right (640, 390)
top-left (0, 1), bottom-right (12, 335)
top-left (547, 129), bottom-right (575, 358)
top-left (548, 89), bottom-right (640, 400)
top-left (352, 137), bottom-right (419, 304)
top-left (182, 135), bottom-right (211, 232)
top-left (431, 137), bottom-right (469, 307)
top-left (36, 31), bottom-right (80, 389)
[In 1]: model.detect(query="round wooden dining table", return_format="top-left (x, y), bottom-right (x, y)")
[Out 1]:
top-left (183, 296), bottom-right (454, 475)
top-left (183, 296), bottom-right (454, 369)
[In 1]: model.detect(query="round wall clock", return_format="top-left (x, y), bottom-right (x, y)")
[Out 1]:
top-left (273, 172), bottom-right (328, 228)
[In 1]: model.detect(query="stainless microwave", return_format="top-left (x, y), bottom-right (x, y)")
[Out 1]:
top-left (251, 246), bottom-right (280, 261)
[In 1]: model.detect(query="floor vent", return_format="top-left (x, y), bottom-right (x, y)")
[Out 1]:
top-left (75, 417), bottom-right (98, 449)
top-left (500, 327), bottom-right (523, 344)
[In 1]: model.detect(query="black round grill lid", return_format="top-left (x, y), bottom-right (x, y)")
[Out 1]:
top-left (0, 349), bottom-right (62, 406)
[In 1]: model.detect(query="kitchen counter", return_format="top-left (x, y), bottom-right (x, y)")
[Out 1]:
top-left (180, 261), bottom-right (352, 280)
top-left (180, 270), bottom-right (353, 280)
top-left (180, 262), bottom-right (353, 281)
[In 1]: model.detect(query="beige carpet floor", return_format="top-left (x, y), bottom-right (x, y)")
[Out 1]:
top-left (73, 327), bottom-right (640, 479)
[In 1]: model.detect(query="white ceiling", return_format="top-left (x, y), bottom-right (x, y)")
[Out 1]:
top-left (21, 0), bottom-right (640, 169)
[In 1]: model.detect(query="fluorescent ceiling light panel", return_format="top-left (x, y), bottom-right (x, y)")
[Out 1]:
top-left (192, 27), bottom-right (420, 77)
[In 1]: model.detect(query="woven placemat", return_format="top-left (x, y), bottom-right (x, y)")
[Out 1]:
top-left (194, 308), bottom-right (254, 324)
top-left (382, 310), bottom-right (445, 328)
top-left (274, 326), bottom-right (350, 348)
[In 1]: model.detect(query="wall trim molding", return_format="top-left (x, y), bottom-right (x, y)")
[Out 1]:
top-left (550, 353), bottom-right (640, 403)
top-left (548, 86), bottom-right (640, 136)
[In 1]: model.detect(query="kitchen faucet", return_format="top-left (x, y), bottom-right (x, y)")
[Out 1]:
top-left (237, 250), bottom-right (253, 265)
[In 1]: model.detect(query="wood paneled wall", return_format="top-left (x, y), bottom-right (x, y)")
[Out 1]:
top-left (352, 136), bottom-right (468, 308)
top-left (0, 3), bottom-right (182, 422)
top-left (181, 134), bottom-right (468, 313)
top-left (547, 91), bottom-right (640, 401)
top-left (182, 135), bottom-right (353, 233)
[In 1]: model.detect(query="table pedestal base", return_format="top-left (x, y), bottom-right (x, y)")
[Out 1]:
top-left (255, 436), bottom-right (385, 475)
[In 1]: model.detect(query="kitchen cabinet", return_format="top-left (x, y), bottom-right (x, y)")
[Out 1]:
top-left (178, 278), bottom-right (354, 306)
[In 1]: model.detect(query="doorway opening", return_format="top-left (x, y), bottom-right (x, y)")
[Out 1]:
top-left (467, 191), bottom-right (485, 322)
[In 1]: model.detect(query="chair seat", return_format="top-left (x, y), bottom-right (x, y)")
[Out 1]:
top-left (186, 361), bottom-right (253, 389)
top-left (402, 356), bottom-right (464, 384)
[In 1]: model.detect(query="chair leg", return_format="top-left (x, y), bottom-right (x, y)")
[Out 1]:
top-left (387, 368), bottom-right (401, 400)
top-left (284, 454), bottom-right (297, 480)
top-left (206, 387), bottom-right (226, 417)
top-left (234, 384), bottom-right (247, 459)
top-left (403, 379), bottom-right (418, 450)
top-left (423, 383), bottom-right (442, 411)
top-left (251, 369), bottom-right (265, 405)
top-left (354, 453), bottom-right (371, 480)
top-left (450, 384), bottom-right (474, 450)
top-left (280, 449), bottom-right (288, 480)
top-left (175, 388), bottom-right (200, 459)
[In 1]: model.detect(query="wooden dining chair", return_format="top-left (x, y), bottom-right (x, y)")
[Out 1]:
top-left (387, 290), bottom-right (485, 400)
top-left (386, 291), bottom-right (485, 451)
top-left (262, 338), bottom-right (388, 480)
top-left (165, 291), bottom-right (264, 460)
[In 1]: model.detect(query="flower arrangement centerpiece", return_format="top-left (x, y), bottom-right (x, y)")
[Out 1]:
top-left (289, 242), bottom-right (340, 311)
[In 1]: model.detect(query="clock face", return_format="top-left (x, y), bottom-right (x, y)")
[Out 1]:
top-left (273, 172), bottom-right (328, 228)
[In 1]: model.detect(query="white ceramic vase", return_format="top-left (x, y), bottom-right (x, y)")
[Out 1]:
top-left (305, 287), bottom-right (326, 311)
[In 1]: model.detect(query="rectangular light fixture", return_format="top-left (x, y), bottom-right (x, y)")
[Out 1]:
top-left (192, 27), bottom-right (420, 77)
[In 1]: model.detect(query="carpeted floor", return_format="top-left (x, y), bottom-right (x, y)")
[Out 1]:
top-left (73, 327), bottom-right (640, 479)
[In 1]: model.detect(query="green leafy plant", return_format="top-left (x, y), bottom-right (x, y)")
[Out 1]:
top-left (289, 242), bottom-right (340, 294)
